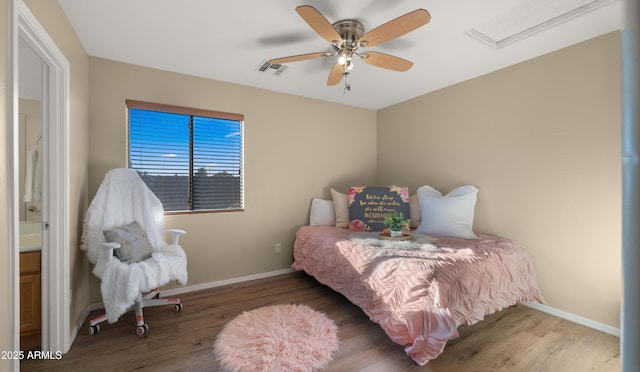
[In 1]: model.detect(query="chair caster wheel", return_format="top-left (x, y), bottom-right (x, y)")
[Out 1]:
top-left (174, 303), bottom-right (183, 312)
top-left (89, 324), bottom-right (100, 335)
top-left (136, 324), bottom-right (149, 336)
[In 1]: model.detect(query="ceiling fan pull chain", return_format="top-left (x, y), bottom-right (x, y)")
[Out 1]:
top-left (343, 72), bottom-right (351, 94)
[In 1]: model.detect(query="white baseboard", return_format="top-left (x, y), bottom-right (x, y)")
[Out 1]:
top-left (160, 268), bottom-right (297, 297)
top-left (522, 301), bottom-right (620, 337)
top-left (70, 302), bottom-right (104, 343)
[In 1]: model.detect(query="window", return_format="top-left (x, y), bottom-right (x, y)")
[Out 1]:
top-left (127, 100), bottom-right (244, 213)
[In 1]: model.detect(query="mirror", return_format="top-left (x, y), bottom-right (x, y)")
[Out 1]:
top-left (18, 37), bottom-right (43, 223)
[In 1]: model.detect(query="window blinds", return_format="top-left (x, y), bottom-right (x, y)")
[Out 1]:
top-left (127, 100), bottom-right (244, 212)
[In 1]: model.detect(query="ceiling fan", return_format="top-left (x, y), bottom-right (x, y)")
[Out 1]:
top-left (269, 5), bottom-right (431, 90)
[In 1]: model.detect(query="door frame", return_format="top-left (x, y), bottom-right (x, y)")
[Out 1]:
top-left (9, 0), bottom-right (70, 368)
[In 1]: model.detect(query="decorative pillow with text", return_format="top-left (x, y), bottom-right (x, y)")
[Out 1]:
top-left (348, 186), bottom-right (410, 232)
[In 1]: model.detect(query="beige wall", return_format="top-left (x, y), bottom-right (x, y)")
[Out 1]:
top-left (88, 57), bottom-right (377, 294)
top-left (0, 1), bottom-right (89, 364)
top-left (377, 32), bottom-right (622, 327)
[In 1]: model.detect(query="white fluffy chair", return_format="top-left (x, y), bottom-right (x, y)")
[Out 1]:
top-left (81, 168), bottom-right (188, 336)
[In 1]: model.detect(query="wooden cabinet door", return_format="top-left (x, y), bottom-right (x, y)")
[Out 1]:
top-left (20, 251), bottom-right (41, 335)
top-left (20, 273), bottom-right (41, 334)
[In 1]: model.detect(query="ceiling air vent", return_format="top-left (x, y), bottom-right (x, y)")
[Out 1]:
top-left (255, 59), bottom-right (288, 76)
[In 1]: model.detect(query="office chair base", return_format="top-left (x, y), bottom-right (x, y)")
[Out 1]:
top-left (88, 289), bottom-right (182, 336)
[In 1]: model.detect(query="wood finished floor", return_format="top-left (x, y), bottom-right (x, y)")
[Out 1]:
top-left (22, 271), bottom-right (620, 371)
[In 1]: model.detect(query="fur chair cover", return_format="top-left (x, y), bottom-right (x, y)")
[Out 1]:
top-left (81, 168), bottom-right (187, 323)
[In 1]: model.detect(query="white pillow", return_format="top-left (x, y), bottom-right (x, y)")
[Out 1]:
top-left (330, 188), bottom-right (349, 228)
top-left (309, 198), bottom-right (336, 226)
top-left (416, 185), bottom-right (478, 239)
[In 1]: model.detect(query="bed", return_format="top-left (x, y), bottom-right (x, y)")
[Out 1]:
top-left (292, 225), bottom-right (543, 365)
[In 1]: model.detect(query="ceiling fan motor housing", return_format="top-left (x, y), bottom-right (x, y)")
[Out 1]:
top-left (332, 20), bottom-right (364, 49)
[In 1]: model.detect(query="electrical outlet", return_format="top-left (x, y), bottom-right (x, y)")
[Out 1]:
top-left (275, 243), bottom-right (282, 253)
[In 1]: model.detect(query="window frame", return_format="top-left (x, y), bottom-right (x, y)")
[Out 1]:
top-left (126, 99), bottom-right (245, 215)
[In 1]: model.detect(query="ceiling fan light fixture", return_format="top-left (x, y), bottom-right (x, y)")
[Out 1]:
top-left (344, 59), bottom-right (353, 71)
top-left (338, 50), bottom-right (354, 66)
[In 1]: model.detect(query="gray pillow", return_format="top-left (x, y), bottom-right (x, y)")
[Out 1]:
top-left (103, 222), bottom-right (154, 263)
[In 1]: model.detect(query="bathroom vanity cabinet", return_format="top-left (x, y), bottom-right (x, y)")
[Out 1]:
top-left (20, 251), bottom-right (41, 339)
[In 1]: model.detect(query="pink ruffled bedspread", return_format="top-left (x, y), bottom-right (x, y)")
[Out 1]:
top-left (292, 226), bottom-right (543, 366)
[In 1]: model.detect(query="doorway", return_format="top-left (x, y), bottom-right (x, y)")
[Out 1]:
top-left (10, 0), bottom-right (71, 367)
top-left (17, 36), bottom-right (44, 351)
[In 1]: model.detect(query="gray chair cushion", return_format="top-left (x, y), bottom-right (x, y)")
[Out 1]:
top-left (103, 222), bottom-right (154, 263)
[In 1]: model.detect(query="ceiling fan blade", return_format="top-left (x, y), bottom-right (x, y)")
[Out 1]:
top-left (269, 52), bottom-right (331, 64)
top-left (327, 62), bottom-right (344, 86)
top-left (296, 5), bottom-right (342, 44)
top-left (359, 9), bottom-right (431, 48)
top-left (360, 51), bottom-right (413, 72)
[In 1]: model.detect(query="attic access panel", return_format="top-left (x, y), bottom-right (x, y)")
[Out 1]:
top-left (468, 0), bottom-right (616, 48)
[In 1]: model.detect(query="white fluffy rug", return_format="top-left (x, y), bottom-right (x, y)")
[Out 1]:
top-left (213, 304), bottom-right (339, 372)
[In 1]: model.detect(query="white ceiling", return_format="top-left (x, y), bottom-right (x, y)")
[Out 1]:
top-left (57, 0), bottom-right (621, 110)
